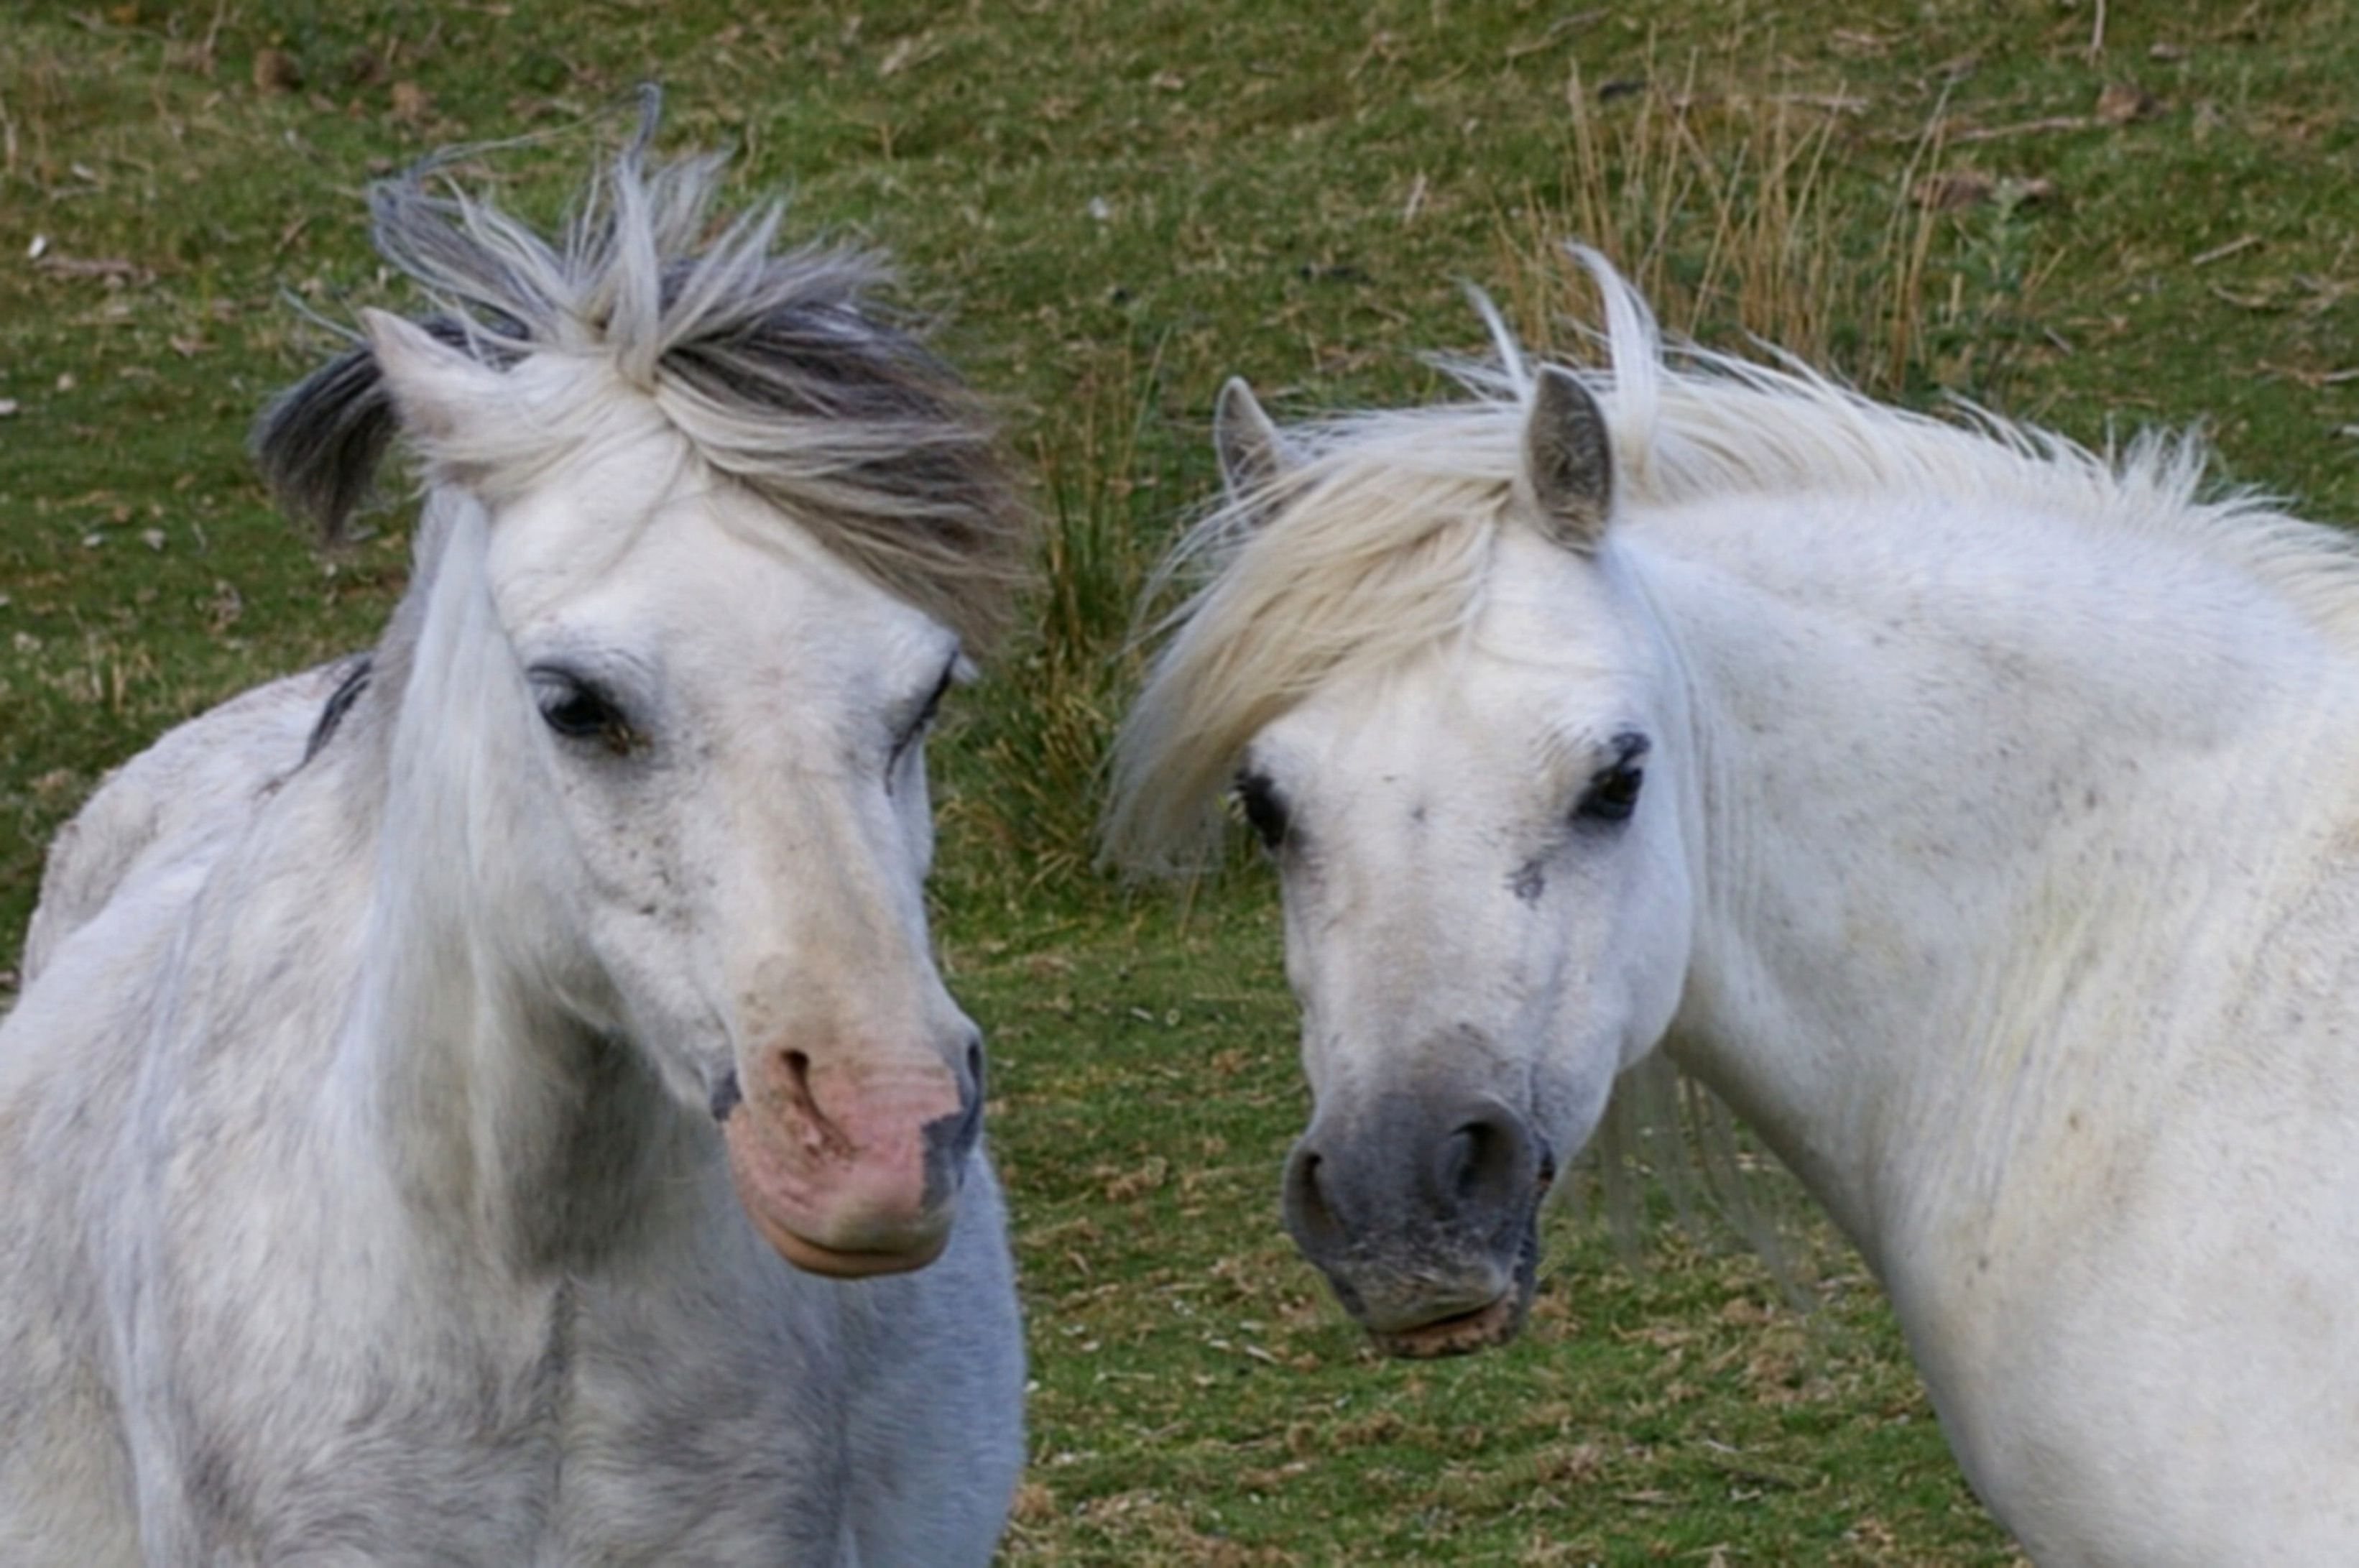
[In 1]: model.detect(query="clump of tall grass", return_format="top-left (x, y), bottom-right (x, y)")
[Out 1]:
top-left (1499, 60), bottom-right (1952, 398)
top-left (939, 346), bottom-right (1187, 900)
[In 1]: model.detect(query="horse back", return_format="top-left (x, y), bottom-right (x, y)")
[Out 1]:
top-left (22, 664), bottom-right (351, 986)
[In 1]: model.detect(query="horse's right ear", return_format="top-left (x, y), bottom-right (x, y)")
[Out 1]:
top-left (362, 308), bottom-right (504, 446)
top-left (1214, 377), bottom-right (1300, 531)
top-left (1519, 364), bottom-right (1615, 555)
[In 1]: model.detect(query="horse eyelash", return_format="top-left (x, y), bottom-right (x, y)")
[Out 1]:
top-left (889, 659), bottom-right (959, 773)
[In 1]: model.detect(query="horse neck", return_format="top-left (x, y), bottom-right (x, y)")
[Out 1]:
top-left (1640, 486), bottom-right (2355, 1263)
top-left (334, 493), bottom-right (684, 1272)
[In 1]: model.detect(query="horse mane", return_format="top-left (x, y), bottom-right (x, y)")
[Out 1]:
top-left (254, 133), bottom-right (1026, 652)
top-left (1107, 257), bottom-right (2359, 871)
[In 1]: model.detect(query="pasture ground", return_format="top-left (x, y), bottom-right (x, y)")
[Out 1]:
top-left (5, 1), bottom-right (2356, 1560)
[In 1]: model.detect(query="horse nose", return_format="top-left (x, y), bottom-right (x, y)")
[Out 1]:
top-left (1282, 1089), bottom-right (1551, 1341)
top-left (1284, 1095), bottom-right (1542, 1246)
top-left (719, 1024), bottom-right (984, 1278)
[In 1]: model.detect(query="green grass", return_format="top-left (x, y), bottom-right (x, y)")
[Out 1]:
top-left (7, 0), bottom-right (2359, 1559)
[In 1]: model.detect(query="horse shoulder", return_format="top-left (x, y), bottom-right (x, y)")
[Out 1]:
top-left (0, 842), bottom-right (217, 1563)
top-left (1890, 806), bottom-right (2359, 1561)
top-left (0, 667), bottom-right (391, 1551)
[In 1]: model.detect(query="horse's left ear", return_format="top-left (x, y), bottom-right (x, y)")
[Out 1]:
top-left (361, 308), bottom-right (504, 446)
top-left (1519, 364), bottom-right (1615, 554)
top-left (1214, 377), bottom-right (1302, 532)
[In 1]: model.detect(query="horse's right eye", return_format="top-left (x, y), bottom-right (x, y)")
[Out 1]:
top-left (1234, 771), bottom-right (1290, 851)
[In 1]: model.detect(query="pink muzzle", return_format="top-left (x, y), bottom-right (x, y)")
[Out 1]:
top-left (719, 1042), bottom-right (977, 1278)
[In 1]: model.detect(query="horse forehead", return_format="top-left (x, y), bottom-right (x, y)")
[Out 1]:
top-left (1264, 663), bottom-right (1556, 829)
top-left (481, 425), bottom-right (693, 594)
top-left (1480, 527), bottom-right (1640, 654)
top-left (491, 476), bottom-right (927, 653)
top-left (1284, 596), bottom-right (1640, 773)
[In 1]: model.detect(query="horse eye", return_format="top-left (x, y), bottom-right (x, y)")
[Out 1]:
top-left (1576, 762), bottom-right (1644, 823)
top-left (1234, 770), bottom-right (1291, 851)
top-left (533, 671), bottom-right (637, 755)
top-left (1574, 734), bottom-right (1650, 825)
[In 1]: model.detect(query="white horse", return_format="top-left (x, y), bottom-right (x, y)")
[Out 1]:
top-left (1109, 256), bottom-right (2359, 1565)
top-left (0, 137), bottom-right (1028, 1564)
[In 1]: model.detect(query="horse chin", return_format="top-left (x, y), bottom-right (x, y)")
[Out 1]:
top-left (1349, 1209), bottom-right (1544, 1359)
top-left (1367, 1286), bottom-right (1531, 1358)
top-left (756, 1207), bottom-right (953, 1278)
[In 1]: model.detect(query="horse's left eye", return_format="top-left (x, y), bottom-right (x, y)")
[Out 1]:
top-left (1574, 734), bottom-right (1650, 825)
top-left (1577, 762), bottom-right (1644, 822)
top-left (533, 672), bottom-right (637, 756)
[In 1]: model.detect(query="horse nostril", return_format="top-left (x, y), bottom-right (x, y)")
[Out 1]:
top-left (1433, 1110), bottom-right (1533, 1222)
top-left (949, 1039), bottom-right (986, 1165)
top-left (708, 1069), bottom-right (743, 1122)
top-left (1439, 1124), bottom-right (1482, 1205)
top-left (923, 1039), bottom-right (987, 1204)
top-left (774, 1047), bottom-right (853, 1155)
top-left (1282, 1143), bottom-right (1345, 1258)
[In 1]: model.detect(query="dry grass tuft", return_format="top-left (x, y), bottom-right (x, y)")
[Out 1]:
top-left (945, 346), bottom-right (1181, 891)
top-left (1498, 61), bottom-right (1952, 398)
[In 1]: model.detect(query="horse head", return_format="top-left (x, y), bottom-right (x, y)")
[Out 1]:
top-left (260, 147), bottom-right (1025, 1280)
top-left (1115, 362), bottom-right (1696, 1352)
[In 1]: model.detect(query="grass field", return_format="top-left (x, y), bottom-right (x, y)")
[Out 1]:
top-left (6, 1), bottom-right (2358, 1560)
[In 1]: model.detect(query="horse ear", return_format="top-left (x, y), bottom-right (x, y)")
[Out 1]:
top-left (361, 308), bottom-right (502, 445)
top-left (1214, 377), bottom-right (1300, 530)
top-left (1520, 364), bottom-right (1615, 553)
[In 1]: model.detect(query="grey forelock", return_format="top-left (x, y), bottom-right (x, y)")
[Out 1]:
top-left (250, 130), bottom-right (1027, 650)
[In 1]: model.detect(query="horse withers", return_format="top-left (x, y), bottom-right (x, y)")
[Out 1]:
top-left (0, 132), bottom-right (1026, 1564)
top-left (1110, 256), bottom-right (2359, 1564)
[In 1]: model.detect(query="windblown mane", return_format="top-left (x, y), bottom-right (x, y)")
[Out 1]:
top-left (1107, 258), bottom-right (2359, 870)
top-left (254, 129), bottom-right (1025, 651)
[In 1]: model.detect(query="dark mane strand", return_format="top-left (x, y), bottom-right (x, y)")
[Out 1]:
top-left (251, 316), bottom-right (514, 542)
top-left (302, 655), bottom-right (376, 762)
top-left (251, 120), bottom-right (1028, 650)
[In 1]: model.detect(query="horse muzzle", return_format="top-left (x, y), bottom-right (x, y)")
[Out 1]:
top-left (1282, 1088), bottom-right (1554, 1358)
top-left (717, 1033), bottom-right (984, 1278)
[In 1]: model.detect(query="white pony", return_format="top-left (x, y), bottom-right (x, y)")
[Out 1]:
top-left (0, 134), bottom-right (1028, 1564)
top-left (1109, 256), bottom-right (2359, 1565)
